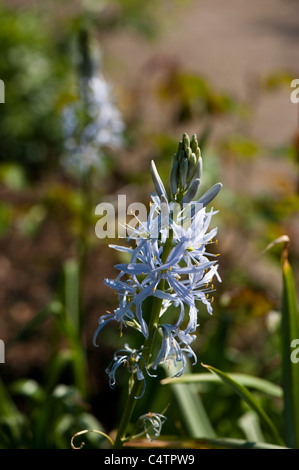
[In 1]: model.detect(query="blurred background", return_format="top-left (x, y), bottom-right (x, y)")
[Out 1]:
top-left (0, 0), bottom-right (299, 448)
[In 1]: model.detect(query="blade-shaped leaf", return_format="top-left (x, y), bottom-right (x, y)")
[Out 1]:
top-left (281, 240), bottom-right (299, 448)
top-left (162, 361), bottom-right (215, 439)
top-left (201, 363), bottom-right (284, 446)
top-left (264, 235), bottom-right (299, 448)
top-left (161, 372), bottom-right (282, 398)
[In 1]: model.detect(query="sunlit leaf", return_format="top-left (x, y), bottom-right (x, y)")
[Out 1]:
top-left (201, 363), bottom-right (284, 446)
top-left (161, 372), bottom-right (282, 398)
top-left (263, 235), bottom-right (299, 448)
top-left (280, 239), bottom-right (299, 448)
top-left (162, 361), bottom-right (215, 439)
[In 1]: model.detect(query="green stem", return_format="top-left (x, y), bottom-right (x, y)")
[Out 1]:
top-left (113, 230), bottom-right (174, 448)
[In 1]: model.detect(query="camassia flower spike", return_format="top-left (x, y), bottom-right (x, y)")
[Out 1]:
top-left (94, 132), bottom-right (222, 405)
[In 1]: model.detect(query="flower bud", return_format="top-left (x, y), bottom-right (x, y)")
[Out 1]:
top-left (190, 134), bottom-right (198, 152)
top-left (179, 157), bottom-right (189, 189)
top-left (182, 132), bottom-right (190, 151)
top-left (187, 152), bottom-right (197, 180)
top-left (169, 160), bottom-right (179, 198)
top-left (182, 178), bottom-right (201, 204)
top-left (197, 182), bottom-right (223, 207)
top-left (151, 160), bottom-right (167, 200)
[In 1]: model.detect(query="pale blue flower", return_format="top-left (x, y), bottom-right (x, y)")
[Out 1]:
top-left (153, 324), bottom-right (197, 376)
top-left (94, 173), bottom-right (221, 344)
top-left (62, 74), bottom-right (124, 175)
top-left (137, 412), bottom-right (167, 441)
top-left (105, 344), bottom-right (156, 399)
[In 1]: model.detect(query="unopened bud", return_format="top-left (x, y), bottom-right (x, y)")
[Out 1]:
top-left (190, 134), bottom-right (198, 152)
top-left (151, 160), bottom-right (167, 200)
top-left (182, 133), bottom-right (190, 151)
top-left (187, 152), bottom-right (197, 180)
top-left (182, 178), bottom-right (201, 204)
top-left (197, 182), bottom-right (223, 207)
top-left (169, 160), bottom-right (179, 199)
top-left (179, 158), bottom-right (189, 189)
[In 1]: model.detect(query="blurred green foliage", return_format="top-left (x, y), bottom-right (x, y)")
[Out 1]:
top-left (0, 5), bottom-right (73, 176)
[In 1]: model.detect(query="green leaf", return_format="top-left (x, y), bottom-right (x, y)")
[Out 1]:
top-left (161, 372), bottom-right (282, 398)
top-left (238, 410), bottom-right (265, 443)
top-left (280, 240), bottom-right (299, 448)
top-left (201, 363), bottom-right (284, 447)
top-left (10, 379), bottom-right (45, 403)
top-left (63, 259), bottom-right (80, 332)
top-left (162, 361), bottom-right (215, 439)
top-left (0, 379), bottom-right (26, 446)
top-left (263, 235), bottom-right (299, 448)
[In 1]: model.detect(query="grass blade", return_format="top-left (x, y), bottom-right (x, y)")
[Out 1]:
top-left (162, 361), bottom-right (216, 438)
top-left (280, 239), bottom-right (299, 448)
top-left (201, 363), bottom-right (284, 446)
top-left (161, 372), bottom-right (282, 398)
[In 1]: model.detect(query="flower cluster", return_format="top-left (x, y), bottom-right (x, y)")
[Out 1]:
top-left (62, 57), bottom-right (124, 175)
top-left (94, 133), bottom-right (222, 396)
